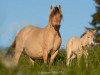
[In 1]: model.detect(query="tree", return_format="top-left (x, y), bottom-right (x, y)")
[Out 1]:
top-left (91, 0), bottom-right (100, 43)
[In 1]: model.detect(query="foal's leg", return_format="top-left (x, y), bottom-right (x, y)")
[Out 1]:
top-left (77, 51), bottom-right (82, 66)
top-left (83, 50), bottom-right (88, 67)
top-left (70, 54), bottom-right (76, 62)
top-left (67, 50), bottom-right (73, 66)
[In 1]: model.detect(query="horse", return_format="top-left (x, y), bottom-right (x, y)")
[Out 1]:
top-left (66, 29), bottom-right (96, 66)
top-left (4, 5), bottom-right (63, 67)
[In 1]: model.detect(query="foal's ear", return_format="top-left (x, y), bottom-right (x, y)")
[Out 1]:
top-left (85, 29), bottom-right (88, 33)
top-left (93, 30), bottom-right (96, 34)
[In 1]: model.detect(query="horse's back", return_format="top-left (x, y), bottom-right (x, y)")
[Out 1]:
top-left (17, 25), bottom-right (40, 35)
top-left (16, 25), bottom-right (42, 41)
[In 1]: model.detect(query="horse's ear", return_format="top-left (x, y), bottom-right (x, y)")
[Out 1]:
top-left (50, 5), bottom-right (54, 10)
top-left (59, 5), bottom-right (61, 10)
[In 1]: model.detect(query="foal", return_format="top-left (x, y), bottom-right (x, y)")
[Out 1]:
top-left (5, 5), bottom-right (63, 66)
top-left (66, 29), bottom-right (96, 66)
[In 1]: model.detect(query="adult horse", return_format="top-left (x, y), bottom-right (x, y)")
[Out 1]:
top-left (66, 29), bottom-right (96, 66)
top-left (5, 5), bottom-right (63, 66)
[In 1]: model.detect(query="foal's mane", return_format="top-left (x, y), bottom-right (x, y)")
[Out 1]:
top-left (80, 29), bottom-right (94, 38)
top-left (80, 32), bottom-right (86, 38)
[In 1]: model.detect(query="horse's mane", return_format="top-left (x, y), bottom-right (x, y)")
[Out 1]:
top-left (49, 6), bottom-right (63, 21)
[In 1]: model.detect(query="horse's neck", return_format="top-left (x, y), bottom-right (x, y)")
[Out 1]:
top-left (46, 24), bottom-right (60, 34)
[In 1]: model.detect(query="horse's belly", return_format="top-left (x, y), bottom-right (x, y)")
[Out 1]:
top-left (25, 49), bottom-right (43, 59)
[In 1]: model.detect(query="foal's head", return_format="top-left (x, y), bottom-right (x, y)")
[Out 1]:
top-left (49, 5), bottom-right (63, 29)
top-left (81, 29), bottom-right (96, 46)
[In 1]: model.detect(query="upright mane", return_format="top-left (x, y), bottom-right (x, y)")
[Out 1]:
top-left (80, 29), bottom-right (95, 38)
top-left (80, 32), bottom-right (86, 38)
top-left (49, 5), bottom-right (63, 23)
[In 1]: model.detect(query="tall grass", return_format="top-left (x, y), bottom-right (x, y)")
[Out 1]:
top-left (0, 46), bottom-right (100, 75)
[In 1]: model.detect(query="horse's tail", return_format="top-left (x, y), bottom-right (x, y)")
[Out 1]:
top-left (2, 37), bottom-right (16, 67)
top-left (5, 37), bottom-right (16, 58)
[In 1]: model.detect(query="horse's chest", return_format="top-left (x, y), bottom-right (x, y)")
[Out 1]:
top-left (45, 33), bottom-right (56, 44)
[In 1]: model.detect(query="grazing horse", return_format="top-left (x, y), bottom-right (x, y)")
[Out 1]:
top-left (66, 29), bottom-right (96, 66)
top-left (5, 5), bottom-right (63, 66)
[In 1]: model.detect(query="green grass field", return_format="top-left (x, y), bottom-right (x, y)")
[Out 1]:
top-left (0, 46), bottom-right (100, 75)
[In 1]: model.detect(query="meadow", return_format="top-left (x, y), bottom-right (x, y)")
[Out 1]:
top-left (0, 46), bottom-right (100, 75)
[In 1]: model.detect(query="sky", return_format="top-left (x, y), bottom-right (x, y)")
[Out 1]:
top-left (0, 0), bottom-right (96, 48)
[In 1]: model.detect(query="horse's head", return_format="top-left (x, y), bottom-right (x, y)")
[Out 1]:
top-left (83, 29), bottom-right (96, 47)
top-left (49, 5), bottom-right (63, 29)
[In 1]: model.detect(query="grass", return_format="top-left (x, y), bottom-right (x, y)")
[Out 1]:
top-left (0, 46), bottom-right (100, 75)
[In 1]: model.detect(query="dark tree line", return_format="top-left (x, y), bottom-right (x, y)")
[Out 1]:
top-left (90, 0), bottom-right (100, 43)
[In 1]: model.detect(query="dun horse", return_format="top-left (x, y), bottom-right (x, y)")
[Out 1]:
top-left (4, 5), bottom-right (63, 66)
top-left (66, 29), bottom-right (96, 66)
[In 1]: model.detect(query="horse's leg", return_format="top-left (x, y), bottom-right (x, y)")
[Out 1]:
top-left (13, 41), bottom-right (23, 66)
top-left (43, 43), bottom-right (54, 64)
top-left (50, 36), bottom-right (61, 64)
top-left (29, 58), bottom-right (34, 65)
top-left (50, 50), bottom-right (58, 64)
top-left (43, 49), bottom-right (49, 64)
